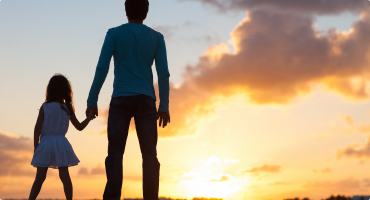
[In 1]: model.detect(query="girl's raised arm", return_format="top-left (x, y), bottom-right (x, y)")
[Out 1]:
top-left (70, 111), bottom-right (94, 131)
top-left (34, 105), bottom-right (44, 152)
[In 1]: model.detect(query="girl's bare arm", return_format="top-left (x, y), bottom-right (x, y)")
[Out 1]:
top-left (70, 112), bottom-right (94, 131)
top-left (34, 105), bottom-right (44, 152)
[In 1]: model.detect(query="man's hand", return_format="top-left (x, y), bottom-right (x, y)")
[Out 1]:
top-left (86, 106), bottom-right (98, 119)
top-left (157, 110), bottom-right (170, 128)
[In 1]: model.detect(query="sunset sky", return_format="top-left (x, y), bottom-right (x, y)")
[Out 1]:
top-left (2, 0), bottom-right (370, 199)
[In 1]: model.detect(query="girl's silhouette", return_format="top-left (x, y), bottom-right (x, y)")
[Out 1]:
top-left (29, 74), bottom-right (95, 200)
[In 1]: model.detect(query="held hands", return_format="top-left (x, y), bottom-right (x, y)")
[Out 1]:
top-left (87, 109), bottom-right (96, 119)
top-left (86, 106), bottom-right (98, 120)
top-left (157, 110), bottom-right (170, 128)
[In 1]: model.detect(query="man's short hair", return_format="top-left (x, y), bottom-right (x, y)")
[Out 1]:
top-left (125, 0), bottom-right (149, 20)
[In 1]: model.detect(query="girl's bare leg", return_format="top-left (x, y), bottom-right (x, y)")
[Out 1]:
top-left (58, 167), bottom-right (72, 200)
top-left (29, 167), bottom-right (48, 200)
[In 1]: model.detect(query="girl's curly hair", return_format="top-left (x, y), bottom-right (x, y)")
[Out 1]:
top-left (45, 74), bottom-right (75, 115)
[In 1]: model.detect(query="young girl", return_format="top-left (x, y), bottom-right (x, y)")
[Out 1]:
top-left (29, 74), bottom-right (95, 200)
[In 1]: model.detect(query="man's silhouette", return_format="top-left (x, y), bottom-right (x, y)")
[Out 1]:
top-left (86, 0), bottom-right (170, 199)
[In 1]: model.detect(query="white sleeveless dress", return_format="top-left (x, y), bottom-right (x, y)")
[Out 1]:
top-left (31, 102), bottom-right (80, 168)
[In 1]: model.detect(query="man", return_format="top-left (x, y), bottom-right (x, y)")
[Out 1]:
top-left (86, 0), bottom-right (170, 199)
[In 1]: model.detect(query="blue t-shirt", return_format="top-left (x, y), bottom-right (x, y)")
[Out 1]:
top-left (87, 23), bottom-right (170, 112)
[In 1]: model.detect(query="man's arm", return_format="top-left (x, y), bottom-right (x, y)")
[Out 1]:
top-left (155, 34), bottom-right (170, 128)
top-left (86, 29), bottom-right (116, 117)
top-left (155, 34), bottom-right (170, 112)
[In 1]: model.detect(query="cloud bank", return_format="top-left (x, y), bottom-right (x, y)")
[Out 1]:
top-left (0, 132), bottom-right (34, 177)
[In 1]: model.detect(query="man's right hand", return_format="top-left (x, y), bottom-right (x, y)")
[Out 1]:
top-left (86, 106), bottom-right (98, 119)
top-left (157, 110), bottom-right (170, 128)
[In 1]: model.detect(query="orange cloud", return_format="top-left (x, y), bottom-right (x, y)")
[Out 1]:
top-left (337, 136), bottom-right (370, 159)
top-left (328, 113), bottom-right (370, 135)
top-left (190, 9), bottom-right (370, 103)
top-left (78, 164), bottom-right (105, 176)
top-left (243, 164), bottom-right (281, 174)
top-left (78, 166), bottom-right (89, 175)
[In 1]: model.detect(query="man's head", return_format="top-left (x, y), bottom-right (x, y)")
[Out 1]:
top-left (125, 0), bottom-right (149, 21)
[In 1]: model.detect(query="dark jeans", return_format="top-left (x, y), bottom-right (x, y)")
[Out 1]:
top-left (103, 94), bottom-right (160, 200)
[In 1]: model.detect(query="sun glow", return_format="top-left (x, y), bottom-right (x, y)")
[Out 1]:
top-left (177, 156), bottom-right (248, 199)
top-left (179, 177), bottom-right (246, 199)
